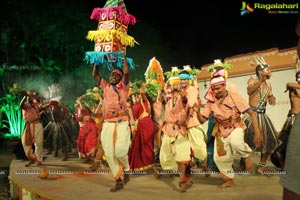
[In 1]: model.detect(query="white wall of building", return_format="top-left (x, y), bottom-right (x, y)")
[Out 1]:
top-left (198, 68), bottom-right (295, 132)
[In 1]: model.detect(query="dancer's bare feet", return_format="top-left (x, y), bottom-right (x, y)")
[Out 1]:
top-left (179, 180), bottom-right (193, 192)
top-left (153, 166), bottom-right (161, 179)
top-left (89, 161), bottom-right (101, 171)
top-left (218, 179), bottom-right (235, 189)
top-left (25, 160), bottom-right (35, 167)
top-left (123, 172), bottom-right (130, 184)
top-left (257, 166), bottom-right (273, 177)
top-left (200, 163), bottom-right (210, 177)
top-left (110, 181), bottom-right (124, 192)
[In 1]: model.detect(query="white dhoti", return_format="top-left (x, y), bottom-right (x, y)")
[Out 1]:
top-left (188, 125), bottom-right (207, 162)
top-left (101, 122), bottom-right (131, 180)
top-left (21, 122), bottom-right (44, 162)
top-left (159, 133), bottom-right (191, 171)
top-left (214, 128), bottom-right (253, 179)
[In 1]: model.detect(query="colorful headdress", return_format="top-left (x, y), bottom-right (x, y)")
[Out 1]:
top-left (144, 57), bottom-right (165, 88)
top-left (165, 65), bottom-right (200, 87)
top-left (164, 67), bottom-right (180, 86)
top-left (249, 56), bottom-right (269, 73)
top-left (181, 65), bottom-right (200, 86)
top-left (203, 76), bottom-right (226, 102)
top-left (168, 76), bottom-right (180, 86)
top-left (143, 57), bottom-right (164, 100)
top-left (210, 76), bottom-right (226, 87)
top-left (129, 80), bottom-right (143, 95)
top-left (112, 68), bottom-right (123, 77)
top-left (182, 65), bottom-right (200, 76)
top-left (208, 59), bottom-right (232, 79)
top-left (179, 70), bottom-right (193, 80)
top-left (84, 0), bottom-right (138, 71)
top-left (79, 88), bottom-right (103, 111)
top-left (164, 66), bottom-right (180, 79)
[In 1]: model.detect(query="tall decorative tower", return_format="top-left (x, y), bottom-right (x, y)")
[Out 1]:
top-left (84, 0), bottom-right (138, 71)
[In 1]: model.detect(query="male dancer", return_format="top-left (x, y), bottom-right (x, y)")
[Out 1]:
top-left (243, 57), bottom-right (278, 175)
top-left (92, 58), bottom-right (131, 192)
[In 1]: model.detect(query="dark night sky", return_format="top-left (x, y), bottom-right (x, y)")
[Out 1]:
top-left (90, 0), bottom-right (299, 67)
top-left (2, 0), bottom-right (299, 68)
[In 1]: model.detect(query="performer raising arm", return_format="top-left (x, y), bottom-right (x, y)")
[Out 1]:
top-left (92, 56), bottom-right (131, 192)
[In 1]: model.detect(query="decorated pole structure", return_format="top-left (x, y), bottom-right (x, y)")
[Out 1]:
top-left (84, 0), bottom-right (138, 71)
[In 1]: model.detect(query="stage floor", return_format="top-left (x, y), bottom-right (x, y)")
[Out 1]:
top-left (9, 151), bottom-right (284, 200)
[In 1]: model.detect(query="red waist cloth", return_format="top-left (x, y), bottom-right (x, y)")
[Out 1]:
top-left (77, 119), bottom-right (98, 155)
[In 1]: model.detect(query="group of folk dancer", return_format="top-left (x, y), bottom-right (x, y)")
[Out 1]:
top-left (19, 52), bottom-right (300, 194)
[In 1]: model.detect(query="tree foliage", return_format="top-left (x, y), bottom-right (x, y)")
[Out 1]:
top-left (0, 0), bottom-right (174, 102)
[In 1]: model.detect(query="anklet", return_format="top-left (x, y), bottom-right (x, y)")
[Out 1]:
top-left (259, 162), bottom-right (267, 167)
